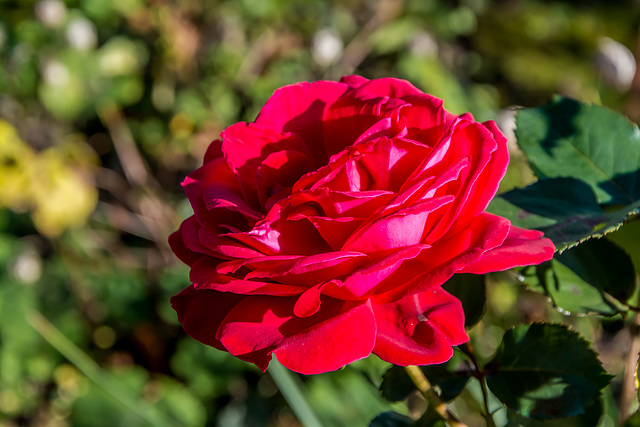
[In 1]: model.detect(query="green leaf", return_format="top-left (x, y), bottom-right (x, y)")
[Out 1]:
top-left (379, 351), bottom-right (472, 403)
top-left (554, 237), bottom-right (636, 303)
top-left (369, 411), bottom-right (413, 427)
top-left (421, 351), bottom-right (473, 402)
top-left (443, 274), bottom-right (486, 328)
top-left (486, 324), bottom-right (612, 419)
top-left (522, 261), bottom-right (621, 316)
top-left (520, 237), bottom-right (635, 316)
top-left (379, 366), bottom-right (415, 403)
top-left (516, 97), bottom-right (640, 205)
top-left (488, 178), bottom-right (640, 252)
top-left (607, 219), bottom-right (640, 276)
top-left (505, 397), bottom-right (603, 427)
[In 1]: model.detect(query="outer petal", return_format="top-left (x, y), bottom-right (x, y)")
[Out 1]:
top-left (168, 219), bottom-right (205, 266)
top-left (323, 92), bottom-right (405, 157)
top-left (178, 216), bottom-right (215, 258)
top-left (216, 295), bottom-right (376, 374)
top-left (400, 94), bottom-right (456, 144)
top-left (171, 286), bottom-right (246, 352)
top-left (221, 123), bottom-right (310, 206)
top-left (357, 77), bottom-right (424, 98)
top-left (458, 225), bottom-right (555, 274)
top-left (183, 157), bottom-right (238, 222)
top-left (274, 299), bottom-right (376, 374)
top-left (339, 75), bottom-right (369, 87)
top-left (372, 287), bottom-right (467, 366)
top-left (255, 80), bottom-right (351, 166)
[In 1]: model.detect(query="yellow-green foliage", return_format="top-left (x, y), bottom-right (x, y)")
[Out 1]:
top-left (0, 121), bottom-right (98, 237)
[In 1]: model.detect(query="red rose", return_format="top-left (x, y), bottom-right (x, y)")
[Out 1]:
top-left (170, 76), bottom-right (555, 374)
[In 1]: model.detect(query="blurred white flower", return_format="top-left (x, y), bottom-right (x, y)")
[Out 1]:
top-left (35, 0), bottom-right (67, 28)
top-left (42, 60), bottom-right (70, 86)
top-left (11, 250), bottom-right (42, 285)
top-left (495, 108), bottom-right (519, 151)
top-left (312, 28), bottom-right (343, 67)
top-left (410, 31), bottom-right (438, 58)
top-left (66, 17), bottom-right (98, 51)
top-left (595, 37), bottom-right (636, 91)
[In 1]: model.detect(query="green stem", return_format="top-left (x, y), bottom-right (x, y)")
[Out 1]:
top-left (404, 365), bottom-right (467, 427)
top-left (268, 357), bottom-right (324, 427)
top-left (460, 343), bottom-right (496, 427)
top-left (27, 311), bottom-right (176, 427)
top-left (478, 378), bottom-right (496, 427)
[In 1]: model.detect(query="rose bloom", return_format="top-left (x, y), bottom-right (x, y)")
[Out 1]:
top-left (170, 76), bottom-right (554, 374)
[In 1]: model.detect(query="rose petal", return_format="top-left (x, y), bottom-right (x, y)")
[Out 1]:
top-left (275, 298), bottom-right (376, 374)
top-left (216, 296), bottom-right (376, 373)
top-left (459, 225), bottom-right (556, 274)
top-left (372, 287), bottom-right (467, 366)
top-left (203, 182), bottom-right (263, 221)
top-left (203, 139), bottom-right (223, 164)
top-left (171, 285), bottom-right (246, 352)
top-left (168, 220), bottom-right (204, 266)
top-left (357, 77), bottom-right (424, 98)
top-left (340, 244), bottom-right (432, 298)
top-left (183, 157), bottom-right (238, 222)
top-left (323, 89), bottom-right (406, 156)
top-left (256, 80), bottom-right (351, 165)
top-left (376, 212), bottom-right (511, 302)
top-left (221, 123), bottom-right (310, 206)
top-left (255, 150), bottom-right (314, 209)
top-left (190, 257), bottom-right (307, 296)
top-left (306, 216), bottom-right (363, 251)
top-left (221, 202), bottom-right (332, 256)
top-left (293, 282), bottom-right (325, 318)
top-left (288, 188), bottom-right (395, 219)
top-left (425, 120), bottom-right (508, 242)
top-left (339, 75), bottom-right (369, 87)
top-left (309, 154), bottom-right (373, 192)
top-left (400, 94), bottom-right (456, 144)
top-left (245, 251), bottom-right (370, 285)
top-left (341, 195), bottom-right (454, 253)
top-left (180, 216), bottom-right (215, 257)
top-left (385, 156), bottom-right (468, 217)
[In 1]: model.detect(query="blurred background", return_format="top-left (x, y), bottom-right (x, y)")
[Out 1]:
top-left (1, 0), bottom-right (639, 426)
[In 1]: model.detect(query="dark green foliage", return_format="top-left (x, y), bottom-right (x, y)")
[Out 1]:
top-left (520, 237), bottom-right (636, 315)
top-left (505, 398), bottom-right (603, 427)
top-left (443, 273), bottom-right (486, 328)
top-left (490, 177), bottom-right (640, 253)
top-left (516, 97), bottom-right (640, 205)
top-left (380, 351), bottom-right (472, 403)
top-left (369, 411), bottom-right (413, 427)
top-left (486, 324), bottom-right (612, 420)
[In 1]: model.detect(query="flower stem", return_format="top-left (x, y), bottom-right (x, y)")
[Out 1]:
top-left (404, 365), bottom-right (467, 427)
top-left (460, 343), bottom-right (496, 427)
top-left (268, 357), bottom-right (324, 427)
top-left (27, 311), bottom-right (176, 427)
top-left (478, 377), bottom-right (497, 427)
